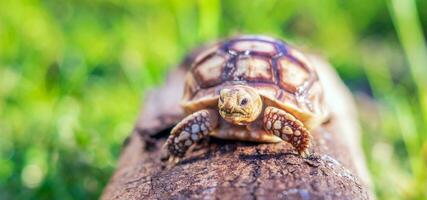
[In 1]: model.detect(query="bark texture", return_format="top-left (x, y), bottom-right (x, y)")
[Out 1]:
top-left (101, 55), bottom-right (373, 200)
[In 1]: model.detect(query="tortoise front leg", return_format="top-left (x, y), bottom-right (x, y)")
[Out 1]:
top-left (165, 109), bottom-right (219, 158)
top-left (263, 106), bottom-right (312, 157)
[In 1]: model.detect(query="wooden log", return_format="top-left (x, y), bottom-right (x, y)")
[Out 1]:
top-left (101, 55), bottom-right (373, 200)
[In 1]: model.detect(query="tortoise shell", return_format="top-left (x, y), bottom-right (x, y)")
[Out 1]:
top-left (181, 35), bottom-right (327, 129)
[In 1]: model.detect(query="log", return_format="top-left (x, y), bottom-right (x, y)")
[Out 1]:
top-left (101, 55), bottom-right (373, 200)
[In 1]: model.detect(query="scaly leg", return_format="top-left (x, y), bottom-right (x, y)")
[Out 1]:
top-left (165, 109), bottom-right (219, 158)
top-left (263, 106), bottom-right (312, 157)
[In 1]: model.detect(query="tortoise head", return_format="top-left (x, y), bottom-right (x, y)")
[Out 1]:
top-left (218, 86), bottom-right (262, 125)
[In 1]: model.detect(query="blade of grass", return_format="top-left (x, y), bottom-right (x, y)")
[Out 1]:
top-left (389, 0), bottom-right (427, 135)
top-left (394, 96), bottom-right (426, 198)
top-left (389, 1), bottom-right (427, 198)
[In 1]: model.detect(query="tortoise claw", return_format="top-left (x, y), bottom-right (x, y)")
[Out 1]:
top-left (299, 149), bottom-right (310, 158)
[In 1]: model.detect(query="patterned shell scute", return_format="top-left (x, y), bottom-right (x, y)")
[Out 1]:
top-left (193, 53), bottom-right (230, 88)
top-left (183, 35), bottom-right (323, 121)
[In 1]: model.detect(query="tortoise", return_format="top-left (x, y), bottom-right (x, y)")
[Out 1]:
top-left (164, 35), bottom-right (328, 159)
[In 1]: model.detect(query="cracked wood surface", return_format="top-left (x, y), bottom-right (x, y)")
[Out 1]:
top-left (101, 55), bottom-right (373, 200)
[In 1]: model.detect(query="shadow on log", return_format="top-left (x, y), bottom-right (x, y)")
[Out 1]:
top-left (101, 55), bottom-right (373, 200)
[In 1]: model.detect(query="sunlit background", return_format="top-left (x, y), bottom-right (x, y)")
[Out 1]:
top-left (1, 0), bottom-right (426, 199)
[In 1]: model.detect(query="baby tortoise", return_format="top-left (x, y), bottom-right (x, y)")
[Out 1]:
top-left (164, 35), bottom-right (328, 159)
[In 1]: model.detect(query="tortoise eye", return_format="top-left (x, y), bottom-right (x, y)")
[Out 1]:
top-left (240, 98), bottom-right (248, 106)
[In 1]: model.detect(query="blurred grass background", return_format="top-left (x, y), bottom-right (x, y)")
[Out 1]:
top-left (0, 0), bottom-right (426, 199)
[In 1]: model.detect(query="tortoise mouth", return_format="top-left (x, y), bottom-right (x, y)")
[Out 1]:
top-left (222, 109), bottom-right (247, 116)
top-left (220, 109), bottom-right (252, 125)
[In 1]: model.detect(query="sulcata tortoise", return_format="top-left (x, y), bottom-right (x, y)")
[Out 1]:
top-left (164, 35), bottom-right (328, 159)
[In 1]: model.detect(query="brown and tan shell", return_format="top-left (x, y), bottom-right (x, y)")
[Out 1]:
top-left (181, 35), bottom-right (327, 129)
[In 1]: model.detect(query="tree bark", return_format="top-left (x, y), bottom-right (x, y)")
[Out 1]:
top-left (101, 55), bottom-right (373, 200)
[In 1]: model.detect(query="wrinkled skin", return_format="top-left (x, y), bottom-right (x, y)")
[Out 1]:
top-left (218, 85), bottom-right (263, 125)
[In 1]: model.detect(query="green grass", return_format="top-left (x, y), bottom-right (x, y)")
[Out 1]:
top-left (0, 0), bottom-right (426, 199)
